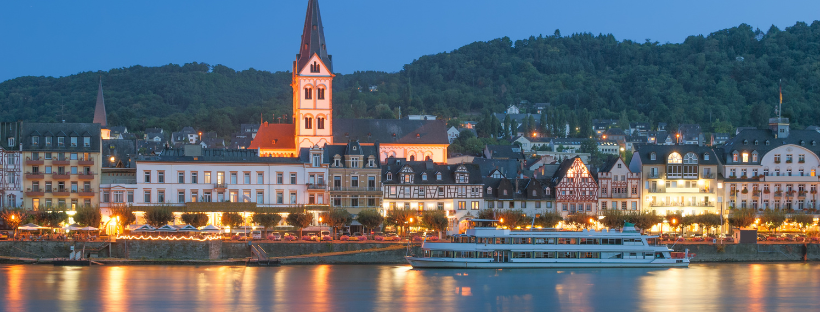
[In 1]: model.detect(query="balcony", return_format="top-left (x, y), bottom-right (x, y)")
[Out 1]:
top-left (25, 188), bottom-right (44, 197)
top-left (648, 201), bottom-right (714, 208)
top-left (78, 188), bottom-right (95, 197)
top-left (51, 189), bottom-right (70, 196)
top-left (52, 173), bottom-right (71, 180)
top-left (78, 157), bottom-right (94, 165)
top-left (763, 175), bottom-right (819, 182)
top-left (648, 173), bottom-right (661, 179)
top-left (701, 173), bottom-right (715, 179)
top-left (330, 186), bottom-right (382, 193)
top-left (52, 159), bottom-right (70, 165)
top-left (78, 173), bottom-right (95, 180)
top-left (214, 183), bottom-right (228, 191)
top-left (307, 183), bottom-right (327, 190)
top-left (25, 172), bottom-right (44, 179)
top-left (26, 157), bottom-right (44, 165)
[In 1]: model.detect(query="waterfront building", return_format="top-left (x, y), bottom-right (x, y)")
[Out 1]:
top-left (99, 139), bottom-right (137, 224)
top-left (0, 122), bottom-right (23, 208)
top-left (482, 175), bottom-right (555, 217)
top-left (629, 144), bottom-right (721, 216)
top-left (21, 123), bottom-right (102, 211)
top-left (721, 118), bottom-right (820, 212)
top-left (327, 141), bottom-right (383, 223)
top-left (250, 0), bottom-right (449, 163)
top-left (551, 157), bottom-right (599, 216)
top-left (597, 156), bottom-right (641, 212)
top-left (126, 145), bottom-right (329, 226)
top-left (381, 158), bottom-right (483, 235)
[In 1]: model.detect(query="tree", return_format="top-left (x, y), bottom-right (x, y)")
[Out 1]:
top-left (760, 209), bottom-right (787, 235)
top-left (74, 206), bottom-right (101, 228)
top-left (285, 212), bottom-right (314, 237)
top-left (617, 110), bottom-right (630, 131)
top-left (384, 209), bottom-right (413, 236)
top-left (421, 211), bottom-right (449, 238)
top-left (696, 213), bottom-right (722, 235)
top-left (0, 209), bottom-right (27, 236)
top-left (220, 212), bottom-right (245, 229)
top-left (110, 207), bottom-right (137, 232)
top-left (144, 206), bottom-right (174, 227)
top-left (356, 209), bottom-right (384, 235)
top-left (564, 213), bottom-right (594, 229)
top-left (630, 211), bottom-right (663, 233)
top-left (539, 112), bottom-right (548, 135)
top-left (181, 213), bottom-right (209, 228)
top-left (728, 208), bottom-right (756, 228)
top-left (789, 213), bottom-right (814, 230)
top-left (496, 209), bottom-right (529, 229)
top-left (324, 209), bottom-right (354, 239)
top-left (33, 210), bottom-right (69, 228)
top-left (534, 211), bottom-right (563, 228)
top-left (680, 215), bottom-right (698, 236)
top-left (251, 213), bottom-right (282, 237)
top-left (664, 212), bottom-right (682, 234)
top-left (477, 209), bottom-right (496, 220)
top-left (509, 119), bottom-right (519, 137)
top-left (600, 209), bottom-right (628, 229)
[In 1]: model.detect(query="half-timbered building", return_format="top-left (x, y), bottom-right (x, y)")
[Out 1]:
top-left (552, 157), bottom-right (598, 216)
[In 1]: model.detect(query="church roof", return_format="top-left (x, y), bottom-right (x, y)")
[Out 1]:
top-left (296, 0), bottom-right (332, 73)
top-left (93, 78), bottom-right (107, 127)
top-left (248, 122), bottom-right (296, 151)
top-left (332, 119), bottom-right (448, 145)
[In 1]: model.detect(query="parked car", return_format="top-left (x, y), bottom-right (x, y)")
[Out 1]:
top-left (320, 231), bottom-right (330, 237)
top-left (0, 231), bottom-right (9, 240)
top-left (385, 233), bottom-right (401, 241)
top-left (271, 233), bottom-right (282, 241)
top-left (251, 230), bottom-right (262, 240)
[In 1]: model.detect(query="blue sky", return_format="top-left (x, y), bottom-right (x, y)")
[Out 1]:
top-left (1, 0), bottom-right (818, 82)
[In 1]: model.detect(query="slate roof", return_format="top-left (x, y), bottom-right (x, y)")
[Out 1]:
top-left (22, 123), bottom-right (101, 152)
top-left (102, 139), bottom-right (137, 168)
top-left (93, 78), bottom-right (107, 127)
top-left (138, 148), bottom-right (302, 164)
top-left (722, 128), bottom-right (820, 165)
top-left (332, 119), bottom-right (448, 145)
top-left (322, 141), bottom-right (380, 167)
top-left (598, 156), bottom-right (622, 173)
top-left (382, 159), bottom-right (482, 185)
top-left (633, 144), bottom-right (720, 165)
top-left (472, 158), bottom-right (520, 178)
top-left (296, 0), bottom-right (332, 72)
top-left (485, 145), bottom-right (524, 160)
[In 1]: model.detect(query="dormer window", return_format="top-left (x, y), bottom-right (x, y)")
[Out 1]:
top-left (31, 136), bottom-right (39, 145)
top-left (704, 153), bottom-right (709, 160)
top-left (45, 137), bottom-right (52, 147)
top-left (436, 172), bottom-right (442, 180)
top-left (765, 140), bottom-right (770, 146)
top-left (752, 151), bottom-right (758, 162)
top-left (800, 140), bottom-right (805, 146)
top-left (333, 156), bottom-right (341, 167)
top-left (813, 141), bottom-right (817, 146)
top-left (70, 137), bottom-right (77, 147)
top-left (83, 137), bottom-right (90, 147)
top-left (7, 137), bottom-right (14, 147)
top-left (486, 187), bottom-right (492, 194)
top-left (421, 173), bottom-right (428, 181)
top-left (312, 153), bottom-right (322, 167)
top-left (545, 188), bottom-right (550, 195)
top-left (754, 140), bottom-right (759, 145)
top-left (350, 157), bottom-right (360, 168)
top-left (743, 140), bottom-right (748, 145)
top-left (732, 151), bottom-right (738, 162)
top-left (386, 172), bottom-right (392, 180)
top-left (402, 174), bottom-right (413, 184)
top-left (455, 173), bottom-right (469, 183)
top-left (650, 152), bottom-right (656, 160)
top-left (57, 137), bottom-right (65, 147)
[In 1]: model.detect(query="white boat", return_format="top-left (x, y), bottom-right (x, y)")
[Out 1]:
top-left (406, 220), bottom-right (692, 269)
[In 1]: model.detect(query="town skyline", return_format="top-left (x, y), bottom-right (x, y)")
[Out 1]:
top-left (2, 0), bottom-right (820, 82)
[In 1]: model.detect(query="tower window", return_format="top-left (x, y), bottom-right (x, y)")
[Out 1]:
top-left (304, 117), bottom-right (313, 129)
top-left (304, 87), bottom-right (312, 100)
top-left (317, 88), bottom-right (325, 100)
top-left (317, 117), bottom-right (325, 130)
top-left (310, 62), bottom-right (320, 73)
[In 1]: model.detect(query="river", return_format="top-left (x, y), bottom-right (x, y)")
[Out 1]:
top-left (0, 263), bottom-right (818, 311)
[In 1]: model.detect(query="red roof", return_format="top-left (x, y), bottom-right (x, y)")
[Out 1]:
top-left (249, 123), bottom-right (296, 151)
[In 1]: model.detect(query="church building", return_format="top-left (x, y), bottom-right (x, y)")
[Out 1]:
top-left (251, 0), bottom-right (449, 163)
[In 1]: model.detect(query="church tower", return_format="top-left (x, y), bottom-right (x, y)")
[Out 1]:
top-left (293, 0), bottom-right (334, 149)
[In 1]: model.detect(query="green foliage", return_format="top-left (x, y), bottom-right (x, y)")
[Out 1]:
top-left (356, 209), bottom-right (384, 234)
top-left (144, 206), bottom-right (174, 228)
top-left (322, 209), bottom-right (354, 238)
top-left (496, 209), bottom-right (530, 229)
top-left (0, 209), bottom-right (28, 232)
top-left (285, 212), bottom-right (313, 236)
top-left (534, 211), bottom-right (563, 228)
top-left (251, 213), bottom-right (282, 235)
top-left (665, 212), bottom-right (683, 232)
top-left (74, 206), bottom-right (101, 227)
top-left (728, 208), bottom-right (756, 228)
top-left (628, 211), bottom-right (663, 232)
top-left (760, 209), bottom-right (787, 234)
top-left (420, 210), bottom-right (449, 236)
top-left (564, 213), bottom-right (595, 229)
top-left (600, 209), bottom-right (628, 229)
top-left (32, 210), bottom-right (69, 228)
top-left (110, 207), bottom-right (137, 229)
top-left (220, 212), bottom-right (245, 229)
top-left (181, 213), bottom-right (209, 228)
top-left (789, 213), bottom-right (814, 230)
top-left (696, 213), bottom-right (722, 234)
top-left (384, 209), bottom-right (414, 235)
top-left (477, 209), bottom-right (496, 220)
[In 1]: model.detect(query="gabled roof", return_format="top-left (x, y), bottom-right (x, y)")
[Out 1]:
top-left (722, 128), bottom-right (820, 164)
top-left (633, 144), bottom-right (719, 165)
top-left (248, 123), bottom-right (296, 151)
top-left (332, 119), bottom-right (448, 144)
top-left (485, 145), bottom-right (524, 160)
top-left (296, 0), bottom-right (332, 73)
top-left (382, 159), bottom-right (482, 185)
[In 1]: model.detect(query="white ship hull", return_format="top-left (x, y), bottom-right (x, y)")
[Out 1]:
top-left (406, 256), bottom-right (689, 269)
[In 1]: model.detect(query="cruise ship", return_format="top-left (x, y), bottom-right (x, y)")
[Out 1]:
top-left (406, 220), bottom-right (691, 268)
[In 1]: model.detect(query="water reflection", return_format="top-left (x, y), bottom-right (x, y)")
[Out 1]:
top-left (0, 264), bottom-right (817, 311)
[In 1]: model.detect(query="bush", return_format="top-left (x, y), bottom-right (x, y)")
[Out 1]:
top-left (284, 235), bottom-right (296, 241)
top-left (301, 235), bottom-right (311, 241)
top-left (322, 235), bottom-right (332, 241)
top-left (412, 236), bottom-right (423, 242)
top-left (231, 235), bottom-right (240, 240)
top-left (356, 236), bottom-right (367, 241)
top-left (428, 236), bottom-right (439, 241)
top-left (267, 235), bottom-right (275, 240)
top-left (375, 236), bottom-right (384, 241)
top-left (340, 235), bottom-right (350, 241)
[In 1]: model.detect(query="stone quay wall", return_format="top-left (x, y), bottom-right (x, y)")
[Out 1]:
top-left (672, 243), bottom-right (820, 262)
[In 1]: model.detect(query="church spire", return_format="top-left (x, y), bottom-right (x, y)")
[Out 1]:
top-left (93, 77), bottom-right (107, 127)
top-left (296, 0), bottom-right (332, 73)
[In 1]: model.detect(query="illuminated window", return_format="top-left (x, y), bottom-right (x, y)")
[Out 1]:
top-left (742, 153), bottom-right (749, 163)
top-left (667, 152), bottom-right (682, 164)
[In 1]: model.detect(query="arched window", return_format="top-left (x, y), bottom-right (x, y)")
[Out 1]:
top-left (304, 117), bottom-right (313, 129)
top-left (683, 152), bottom-right (698, 164)
top-left (317, 117), bottom-right (325, 130)
top-left (532, 190), bottom-right (537, 196)
top-left (304, 87), bottom-right (312, 100)
top-left (486, 187), bottom-right (492, 194)
top-left (667, 152), bottom-right (682, 164)
top-left (650, 152), bottom-right (656, 160)
top-left (425, 155), bottom-right (431, 161)
top-left (317, 88), bottom-right (325, 100)
top-left (310, 61), bottom-right (320, 73)
top-left (409, 155), bottom-right (415, 161)
top-left (436, 172), bottom-right (442, 180)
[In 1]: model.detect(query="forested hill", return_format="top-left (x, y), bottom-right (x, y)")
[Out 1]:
top-left (2, 21), bottom-right (819, 136)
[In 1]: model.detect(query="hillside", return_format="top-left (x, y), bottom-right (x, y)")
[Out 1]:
top-left (2, 21), bottom-right (819, 136)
